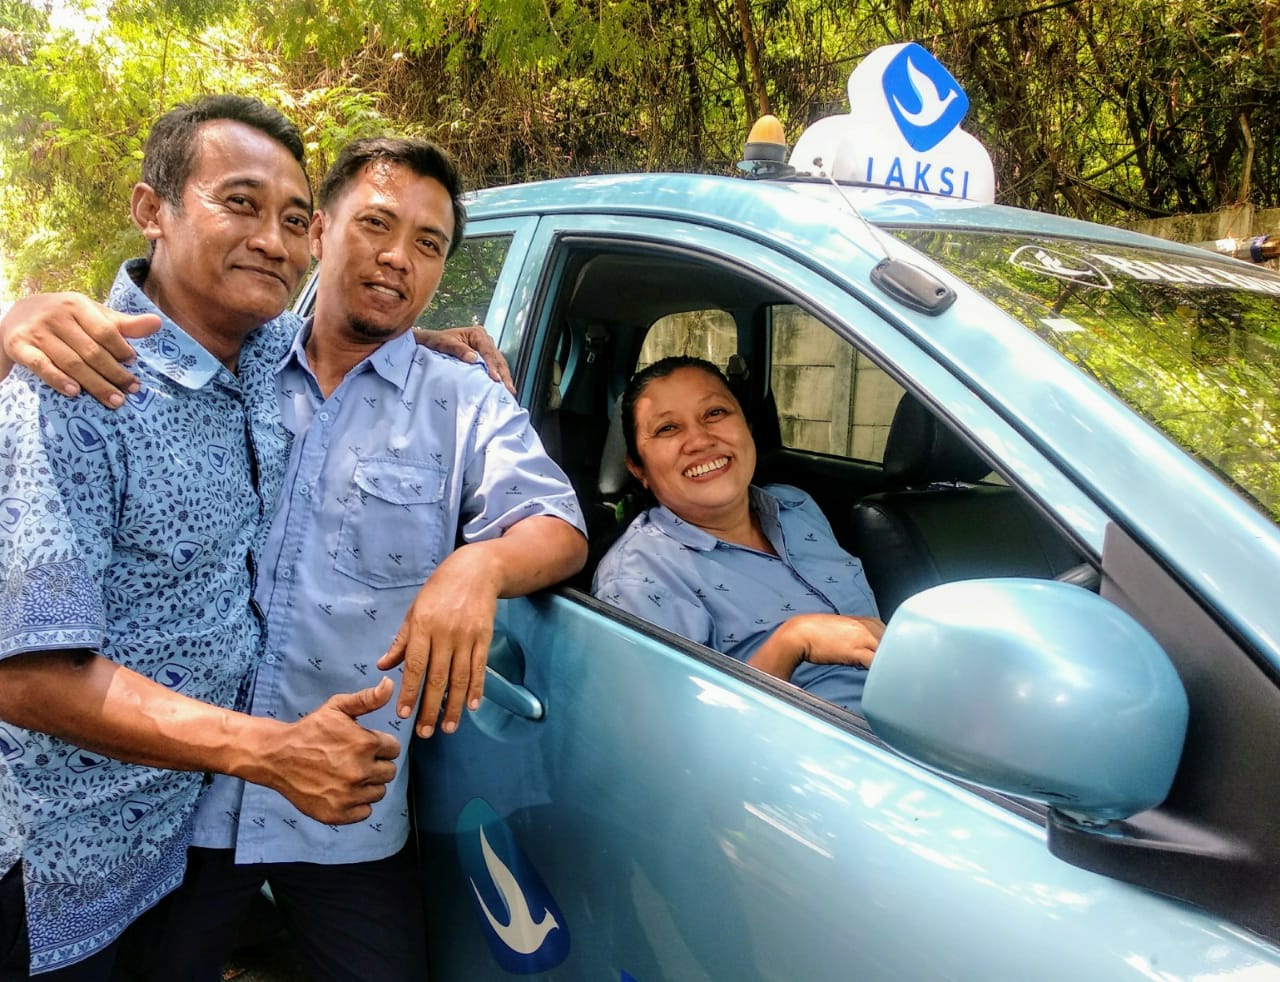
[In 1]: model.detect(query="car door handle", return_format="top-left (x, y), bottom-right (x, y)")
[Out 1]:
top-left (482, 666), bottom-right (544, 720)
top-left (483, 633), bottom-right (544, 722)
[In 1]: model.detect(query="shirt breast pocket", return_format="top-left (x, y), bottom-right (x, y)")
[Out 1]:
top-left (335, 458), bottom-right (449, 589)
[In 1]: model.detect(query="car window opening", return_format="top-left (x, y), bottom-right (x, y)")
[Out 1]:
top-left (532, 244), bottom-right (1096, 628)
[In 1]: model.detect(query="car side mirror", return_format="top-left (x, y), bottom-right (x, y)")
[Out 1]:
top-left (862, 578), bottom-right (1188, 824)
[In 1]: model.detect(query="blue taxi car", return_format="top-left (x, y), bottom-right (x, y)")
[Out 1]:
top-left (298, 44), bottom-right (1280, 979)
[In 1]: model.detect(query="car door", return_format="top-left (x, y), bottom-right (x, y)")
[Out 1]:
top-left (411, 212), bottom-right (1280, 979)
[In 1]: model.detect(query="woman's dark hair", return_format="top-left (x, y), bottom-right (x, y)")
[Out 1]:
top-left (620, 355), bottom-right (736, 464)
top-left (142, 95), bottom-right (307, 208)
top-left (316, 137), bottom-right (467, 258)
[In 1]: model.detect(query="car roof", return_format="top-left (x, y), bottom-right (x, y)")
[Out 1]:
top-left (465, 172), bottom-right (1221, 262)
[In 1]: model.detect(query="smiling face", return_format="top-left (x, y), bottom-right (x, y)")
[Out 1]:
top-left (309, 160), bottom-right (454, 347)
top-left (134, 119), bottom-right (313, 358)
top-left (626, 365), bottom-right (757, 531)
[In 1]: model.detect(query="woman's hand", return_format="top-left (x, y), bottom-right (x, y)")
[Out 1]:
top-left (749, 613), bottom-right (885, 680)
top-left (792, 613), bottom-right (884, 667)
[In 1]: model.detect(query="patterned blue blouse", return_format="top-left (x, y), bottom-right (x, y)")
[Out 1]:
top-left (0, 261), bottom-right (290, 972)
top-left (593, 484), bottom-right (880, 712)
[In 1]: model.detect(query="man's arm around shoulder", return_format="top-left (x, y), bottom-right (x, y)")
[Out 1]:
top-left (0, 293), bottom-right (160, 405)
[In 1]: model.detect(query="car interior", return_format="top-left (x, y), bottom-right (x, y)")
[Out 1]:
top-left (520, 240), bottom-right (1098, 612)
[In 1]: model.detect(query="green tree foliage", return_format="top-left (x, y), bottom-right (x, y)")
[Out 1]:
top-left (0, 0), bottom-right (398, 292)
top-left (1, 0), bottom-right (1278, 294)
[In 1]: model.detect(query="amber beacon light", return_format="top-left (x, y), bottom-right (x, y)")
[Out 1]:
top-left (737, 114), bottom-right (795, 178)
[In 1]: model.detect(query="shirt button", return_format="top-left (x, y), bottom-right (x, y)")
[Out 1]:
top-left (299, 484), bottom-right (310, 496)
top-left (281, 568), bottom-right (292, 579)
top-left (319, 411), bottom-right (330, 422)
top-left (264, 654), bottom-right (277, 665)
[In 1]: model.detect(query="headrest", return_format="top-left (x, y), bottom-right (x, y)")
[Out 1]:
top-left (598, 394), bottom-right (632, 497)
top-left (882, 393), bottom-right (992, 486)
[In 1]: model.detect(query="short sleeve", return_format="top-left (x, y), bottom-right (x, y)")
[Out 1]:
top-left (459, 381), bottom-right (584, 541)
top-left (0, 376), bottom-right (117, 659)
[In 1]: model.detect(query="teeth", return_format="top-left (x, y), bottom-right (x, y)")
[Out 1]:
top-left (370, 284), bottom-right (399, 297)
top-left (684, 457), bottom-right (728, 478)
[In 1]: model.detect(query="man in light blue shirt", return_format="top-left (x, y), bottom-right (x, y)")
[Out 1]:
top-left (196, 325), bottom-right (581, 863)
top-left (595, 483), bottom-right (878, 711)
top-left (0, 97), bottom-right (401, 979)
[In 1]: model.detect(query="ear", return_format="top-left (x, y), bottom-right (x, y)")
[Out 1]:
top-left (130, 183), bottom-right (165, 242)
top-left (309, 210), bottom-right (326, 262)
top-left (625, 456), bottom-right (648, 489)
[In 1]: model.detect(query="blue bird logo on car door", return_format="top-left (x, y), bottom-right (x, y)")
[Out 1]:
top-left (456, 798), bottom-right (570, 973)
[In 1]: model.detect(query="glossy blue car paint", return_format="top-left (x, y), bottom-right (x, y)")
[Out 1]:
top-left (364, 171), bottom-right (1280, 977)
top-left (863, 579), bottom-right (1189, 820)
top-left (415, 596), bottom-right (1280, 979)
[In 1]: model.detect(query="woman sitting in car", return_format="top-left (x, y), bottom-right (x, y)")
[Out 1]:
top-left (592, 355), bottom-right (884, 713)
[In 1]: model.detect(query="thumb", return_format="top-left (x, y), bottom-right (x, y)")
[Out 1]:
top-left (327, 676), bottom-right (395, 720)
top-left (114, 312), bottom-right (162, 340)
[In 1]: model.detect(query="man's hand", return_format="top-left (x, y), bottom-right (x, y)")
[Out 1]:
top-left (0, 652), bottom-right (398, 826)
top-left (377, 549), bottom-right (501, 739)
top-left (258, 677), bottom-right (401, 825)
top-left (0, 292), bottom-right (159, 406)
top-left (414, 325), bottom-right (515, 394)
top-left (376, 517), bottom-right (586, 739)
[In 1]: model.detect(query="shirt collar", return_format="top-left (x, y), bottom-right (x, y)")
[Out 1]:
top-left (647, 485), bottom-right (794, 551)
top-left (108, 259), bottom-right (231, 390)
top-left (277, 319), bottom-right (418, 393)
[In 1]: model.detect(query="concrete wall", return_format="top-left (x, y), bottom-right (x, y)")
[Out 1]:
top-left (772, 306), bottom-right (902, 460)
top-left (1129, 205), bottom-right (1280, 271)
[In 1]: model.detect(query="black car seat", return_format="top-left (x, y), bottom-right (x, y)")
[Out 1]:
top-left (847, 393), bottom-right (1092, 618)
top-left (584, 394), bottom-right (647, 576)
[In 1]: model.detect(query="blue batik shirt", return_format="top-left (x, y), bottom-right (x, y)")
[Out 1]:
top-left (593, 485), bottom-right (879, 712)
top-left (192, 325), bottom-right (584, 865)
top-left (0, 260), bottom-right (290, 973)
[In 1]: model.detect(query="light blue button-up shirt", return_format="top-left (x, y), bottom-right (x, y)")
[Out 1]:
top-left (0, 261), bottom-right (289, 973)
top-left (593, 485), bottom-right (879, 712)
top-left (192, 325), bottom-right (584, 865)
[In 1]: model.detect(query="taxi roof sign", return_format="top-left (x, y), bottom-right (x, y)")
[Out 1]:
top-left (788, 42), bottom-right (996, 204)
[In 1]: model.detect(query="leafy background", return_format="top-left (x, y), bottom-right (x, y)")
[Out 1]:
top-left (2, 0), bottom-right (1278, 295)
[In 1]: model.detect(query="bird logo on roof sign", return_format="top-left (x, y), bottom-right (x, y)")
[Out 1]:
top-left (882, 43), bottom-right (970, 152)
top-left (788, 42), bottom-right (996, 203)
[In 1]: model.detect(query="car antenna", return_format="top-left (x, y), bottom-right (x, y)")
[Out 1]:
top-left (812, 150), bottom-right (957, 316)
top-left (738, 114), bottom-right (956, 315)
top-left (810, 152), bottom-right (891, 261)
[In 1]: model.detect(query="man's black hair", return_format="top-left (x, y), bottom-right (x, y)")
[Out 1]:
top-left (141, 94), bottom-right (307, 207)
top-left (316, 137), bottom-right (467, 258)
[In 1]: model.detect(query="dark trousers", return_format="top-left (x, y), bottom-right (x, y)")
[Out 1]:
top-left (1, 864), bottom-right (122, 982)
top-left (129, 844), bottom-right (429, 982)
